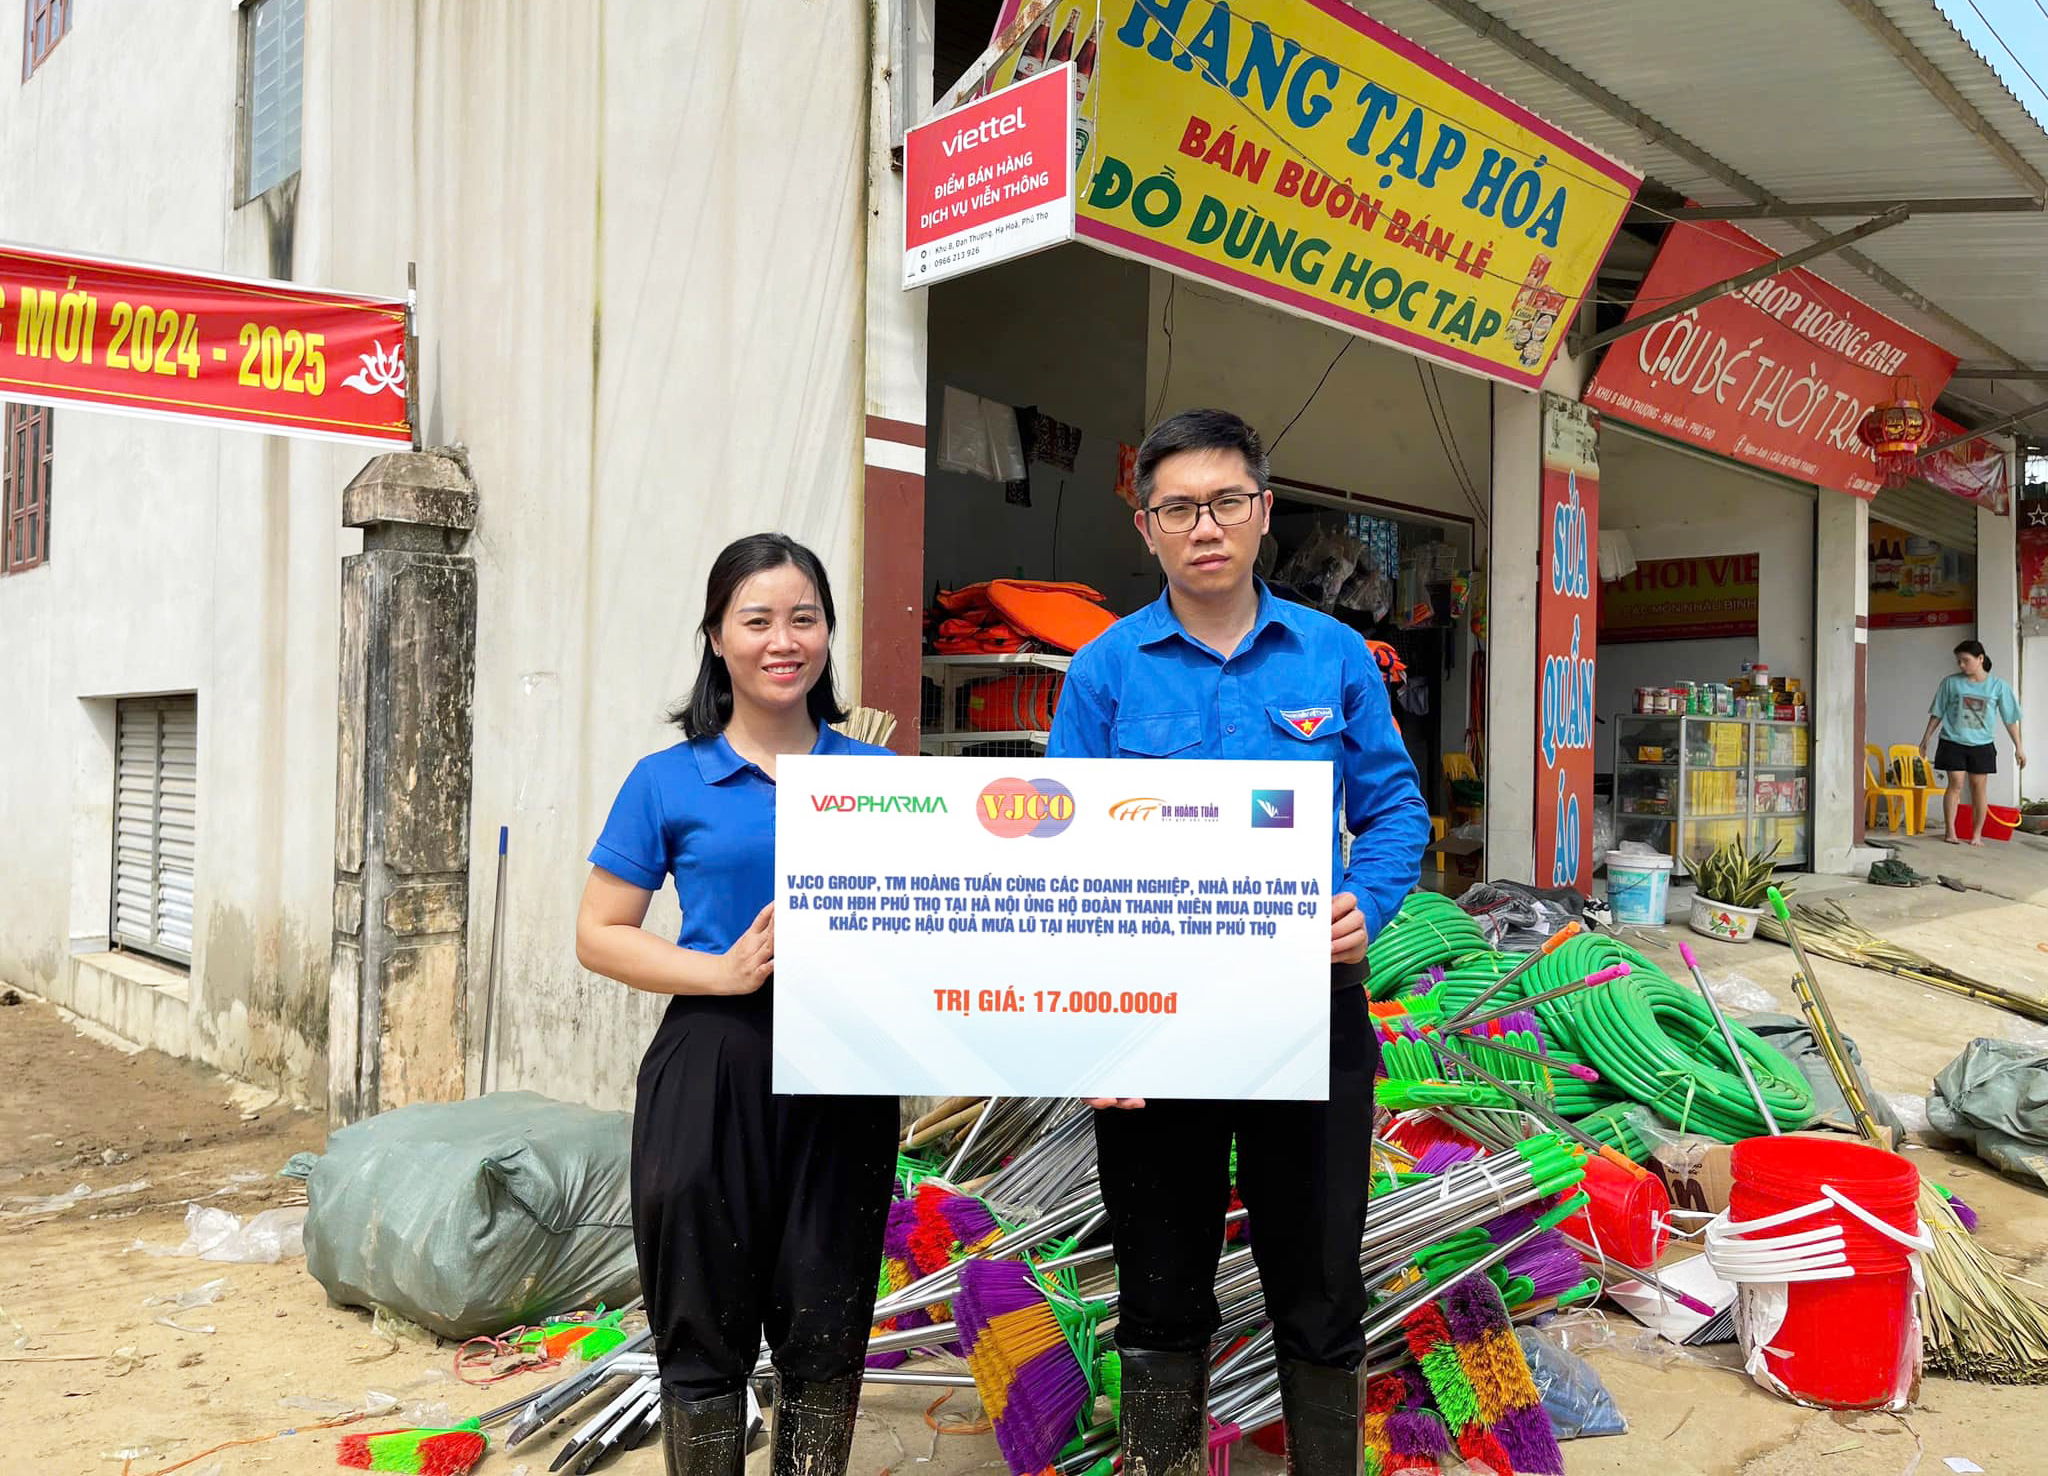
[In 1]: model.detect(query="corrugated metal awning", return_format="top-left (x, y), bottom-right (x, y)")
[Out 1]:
top-left (1356, 0), bottom-right (2048, 397)
top-left (1871, 480), bottom-right (1979, 550)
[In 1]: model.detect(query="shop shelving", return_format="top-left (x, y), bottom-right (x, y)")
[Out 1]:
top-left (1611, 713), bottom-right (1810, 871)
top-left (919, 653), bottom-right (1071, 756)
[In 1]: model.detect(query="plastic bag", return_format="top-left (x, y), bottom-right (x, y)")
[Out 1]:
top-left (304, 1091), bottom-right (637, 1341)
top-left (1928, 1038), bottom-right (2048, 1189)
top-left (1456, 880), bottom-right (1587, 951)
top-left (135, 1203), bottom-right (305, 1263)
top-left (1276, 523), bottom-right (1361, 609)
top-left (1515, 1327), bottom-right (1626, 1439)
top-left (1706, 971), bottom-right (1776, 1016)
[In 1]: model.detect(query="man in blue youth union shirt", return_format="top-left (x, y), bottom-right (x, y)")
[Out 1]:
top-left (1049, 408), bottom-right (1429, 1476)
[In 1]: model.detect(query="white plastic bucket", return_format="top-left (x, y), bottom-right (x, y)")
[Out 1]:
top-left (1605, 851), bottom-right (1673, 925)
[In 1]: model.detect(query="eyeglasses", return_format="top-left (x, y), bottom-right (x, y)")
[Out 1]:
top-left (1145, 492), bottom-right (1257, 535)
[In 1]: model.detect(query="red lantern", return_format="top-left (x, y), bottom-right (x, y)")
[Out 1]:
top-left (1857, 376), bottom-right (1934, 488)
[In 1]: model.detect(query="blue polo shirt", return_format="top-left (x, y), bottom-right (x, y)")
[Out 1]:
top-left (1048, 583), bottom-right (1429, 941)
top-left (591, 726), bottom-right (892, 955)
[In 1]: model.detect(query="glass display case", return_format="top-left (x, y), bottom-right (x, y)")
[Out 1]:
top-left (1612, 714), bottom-right (1810, 871)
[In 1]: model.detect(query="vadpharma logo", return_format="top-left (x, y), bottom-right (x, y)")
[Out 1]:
top-left (811, 794), bottom-right (949, 814)
top-left (1251, 790), bottom-right (1295, 829)
top-left (1109, 797), bottom-right (1166, 821)
top-left (978, 776), bottom-right (1076, 838)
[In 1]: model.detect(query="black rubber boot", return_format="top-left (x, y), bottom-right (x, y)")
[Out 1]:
top-left (1276, 1361), bottom-right (1361, 1476)
top-left (769, 1373), bottom-right (862, 1476)
top-left (1118, 1347), bottom-right (1210, 1476)
top-left (660, 1387), bottom-right (747, 1476)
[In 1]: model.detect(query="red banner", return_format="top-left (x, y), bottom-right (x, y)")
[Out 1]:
top-left (1537, 396), bottom-right (1598, 894)
top-left (1584, 219), bottom-right (1956, 498)
top-left (2021, 514), bottom-right (2048, 622)
top-left (1922, 411), bottom-right (2010, 514)
top-left (0, 244), bottom-right (411, 447)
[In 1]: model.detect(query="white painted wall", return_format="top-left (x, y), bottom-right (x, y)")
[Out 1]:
top-left (0, 2), bottom-right (873, 1112)
top-left (1867, 625), bottom-right (1970, 763)
top-left (0, 3), bottom-right (353, 1095)
top-left (1977, 499), bottom-right (2021, 810)
top-left (1814, 490), bottom-right (1870, 873)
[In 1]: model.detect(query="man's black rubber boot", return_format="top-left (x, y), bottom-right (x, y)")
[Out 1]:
top-left (1118, 1347), bottom-right (1210, 1476)
top-left (769, 1373), bottom-right (862, 1476)
top-left (660, 1387), bottom-right (747, 1476)
top-left (1276, 1361), bottom-right (1362, 1476)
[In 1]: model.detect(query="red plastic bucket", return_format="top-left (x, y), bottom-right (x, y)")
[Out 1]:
top-left (1982, 804), bottom-right (2020, 842)
top-left (1726, 1137), bottom-right (1921, 1409)
top-left (1954, 804), bottom-right (1977, 841)
top-left (1559, 1152), bottom-right (1670, 1267)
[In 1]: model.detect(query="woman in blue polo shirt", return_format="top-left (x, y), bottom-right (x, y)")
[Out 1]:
top-left (576, 533), bottom-right (894, 1476)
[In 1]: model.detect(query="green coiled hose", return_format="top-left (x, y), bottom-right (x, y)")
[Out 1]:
top-left (1373, 896), bottom-right (1816, 1146)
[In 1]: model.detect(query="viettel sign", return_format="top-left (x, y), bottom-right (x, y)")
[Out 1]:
top-left (931, 0), bottom-right (1641, 390)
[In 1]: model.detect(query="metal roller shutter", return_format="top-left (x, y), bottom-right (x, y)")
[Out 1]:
top-left (1870, 482), bottom-right (1978, 554)
top-left (112, 695), bottom-right (197, 964)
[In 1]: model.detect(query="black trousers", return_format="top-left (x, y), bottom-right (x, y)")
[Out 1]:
top-left (631, 990), bottom-right (897, 1398)
top-left (1094, 984), bottom-right (1378, 1369)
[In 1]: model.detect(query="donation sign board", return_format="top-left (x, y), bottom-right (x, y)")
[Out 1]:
top-left (773, 755), bottom-right (1331, 1100)
top-left (1583, 219), bottom-right (1957, 498)
top-left (1537, 395), bottom-right (1598, 895)
top-left (960, 0), bottom-right (1640, 388)
top-left (903, 64), bottom-right (1076, 288)
top-left (0, 243), bottom-right (411, 447)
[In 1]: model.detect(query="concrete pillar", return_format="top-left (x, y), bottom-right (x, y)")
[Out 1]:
top-left (328, 452), bottom-right (479, 1123)
top-left (1485, 384), bottom-right (1541, 882)
top-left (1813, 489), bottom-right (1869, 873)
top-left (1979, 479), bottom-right (2020, 810)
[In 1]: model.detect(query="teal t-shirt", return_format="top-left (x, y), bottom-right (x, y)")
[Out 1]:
top-left (1932, 673), bottom-right (2019, 747)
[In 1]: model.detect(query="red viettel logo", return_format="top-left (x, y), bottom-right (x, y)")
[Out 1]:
top-left (977, 777), bottom-right (1076, 838)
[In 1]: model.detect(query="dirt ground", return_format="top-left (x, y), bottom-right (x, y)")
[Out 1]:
top-left (6, 830), bottom-right (2048, 1474)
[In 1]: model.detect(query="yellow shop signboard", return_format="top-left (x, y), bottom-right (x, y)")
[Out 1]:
top-left (966, 1), bottom-right (1641, 388)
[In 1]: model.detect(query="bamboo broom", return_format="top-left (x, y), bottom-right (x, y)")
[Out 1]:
top-left (833, 705), bottom-right (900, 748)
top-left (1768, 889), bottom-right (2048, 1384)
top-left (1759, 897), bottom-right (2048, 1026)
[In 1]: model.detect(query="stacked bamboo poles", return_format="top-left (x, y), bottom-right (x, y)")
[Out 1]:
top-left (832, 706), bottom-right (899, 748)
top-left (1769, 889), bottom-right (2048, 1383)
top-left (1760, 897), bottom-right (2048, 1026)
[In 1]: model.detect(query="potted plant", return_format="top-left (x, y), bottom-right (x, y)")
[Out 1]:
top-left (1686, 836), bottom-right (1781, 943)
top-left (2020, 800), bottom-right (2048, 836)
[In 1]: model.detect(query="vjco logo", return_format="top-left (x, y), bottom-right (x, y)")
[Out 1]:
top-left (978, 777), bottom-right (1076, 838)
top-left (1251, 790), bottom-right (1295, 829)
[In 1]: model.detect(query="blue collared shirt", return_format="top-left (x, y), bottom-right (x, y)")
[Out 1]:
top-left (1048, 583), bottom-right (1429, 941)
top-left (590, 726), bottom-right (891, 955)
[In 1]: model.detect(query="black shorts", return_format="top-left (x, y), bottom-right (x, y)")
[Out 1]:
top-left (1934, 739), bottom-right (1997, 775)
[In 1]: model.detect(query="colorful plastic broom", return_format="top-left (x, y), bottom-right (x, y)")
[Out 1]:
top-left (511, 1305), bottom-right (629, 1364)
top-left (335, 1417), bottom-right (487, 1476)
top-left (955, 1254), bottom-right (1107, 1476)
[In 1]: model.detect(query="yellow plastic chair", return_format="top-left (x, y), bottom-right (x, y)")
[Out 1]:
top-left (1864, 745), bottom-right (1916, 835)
top-left (1886, 744), bottom-right (1942, 832)
top-left (1430, 816), bottom-right (1448, 874)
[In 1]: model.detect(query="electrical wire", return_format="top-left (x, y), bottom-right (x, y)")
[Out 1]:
top-left (1147, 276), bottom-right (1178, 425)
top-left (1267, 337), bottom-right (1353, 458)
top-left (1963, 0), bottom-right (2048, 116)
top-left (1415, 359), bottom-right (1490, 530)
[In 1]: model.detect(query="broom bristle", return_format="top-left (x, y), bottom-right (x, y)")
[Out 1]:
top-left (335, 1421), bottom-right (486, 1476)
top-left (956, 1260), bottom-right (1092, 1475)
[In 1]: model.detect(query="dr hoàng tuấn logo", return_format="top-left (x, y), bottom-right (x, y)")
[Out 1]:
top-left (1109, 797), bottom-right (1166, 820)
top-left (1110, 796), bottom-right (1221, 822)
top-left (977, 776), bottom-right (1076, 838)
top-left (810, 794), bottom-right (949, 814)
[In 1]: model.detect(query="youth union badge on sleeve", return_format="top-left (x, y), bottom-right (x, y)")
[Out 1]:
top-left (1281, 706), bottom-right (1333, 739)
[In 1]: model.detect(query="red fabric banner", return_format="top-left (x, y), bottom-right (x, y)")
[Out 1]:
top-left (0, 243), bottom-right (411, 447)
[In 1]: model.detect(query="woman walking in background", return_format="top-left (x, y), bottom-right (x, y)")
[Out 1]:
top-left (1920, 639), bottom-right (2025, 845)
top-left (576, 533), bottom-right (895, 1476)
